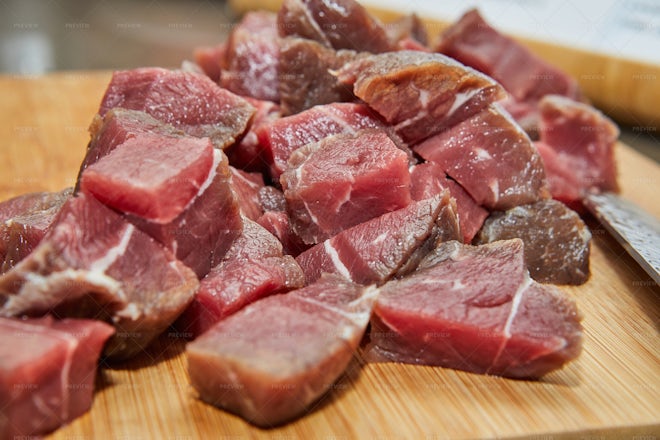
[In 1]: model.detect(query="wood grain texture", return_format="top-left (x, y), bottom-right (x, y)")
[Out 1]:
top-left (229, 0), bottom-right (660, 130)
top-left (0, 73), bottom-right (658, 439)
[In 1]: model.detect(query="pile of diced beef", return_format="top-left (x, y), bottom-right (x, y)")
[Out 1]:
top-left (1, 0), bottom-right (620, 435)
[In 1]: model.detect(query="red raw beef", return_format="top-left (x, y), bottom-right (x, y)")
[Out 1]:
top-left (257, 211), bottom-right (310, 257)
top-left (414, 104), bottom-right (549, 210)
top-left (98, 67), bottom-right (255, 150)
top-left (126, 149), bottom-right (242, 278)
top-left (385, 14), bottom-right (429, 49)
top-left (366, 239), bottom-right (583, 378)
top-left (436, 9), bottom-right (582, 104)
top-left (80, 134), bottom-right (215, 223)
top-left (80, 131), bottom-right (242, 278)
top-left (76, 108), bottom-right (185, 186)
top-left (0, 188), bottom-right (72, 273)
top-left (0, 316), bottom-right (114, 438)
top-left (335, 50), bottom-right (506, 143)
top-left (186, 273), bottom-right (378, 427)
top-left (278, 37), bottom-right (360, 115)
top-left (230, 167), bottom-right (266, 221)
top-left (476, 199), bottom-right (592, 285)
top-left (534, 141), bottom-right (583, 206)
top-left (257, 102), bottom-right (402, 180)
top-left (281, 129), bottom-right (411, 244)
top-left (277, 0), bottom-right (394, 53)
top-left (176, 218), bottom-right (304, 338)
top-left (193, 42), bottom-right (227, 83)
top-left (225, 98), bottom-right (281, 174)
top-left (0, 193), bottom-right (199, 360)
top-left (410, 162), bottom-right (488, 243)
top-left (0, 190), bottom-right (71, 223)
top-left (221, 11), bottom-right (281, 102)
top-left (179, 256), bottom-right (304, 338)
top-left (259, 185), bottom-right (287, 213)
top-left (296, 192), bottom-right (460, 285)
top-left (536, 95), bottom-right (619, 206)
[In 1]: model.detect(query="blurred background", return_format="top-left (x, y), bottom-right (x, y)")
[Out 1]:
top-left (0, 0), bottom-right (657, 162)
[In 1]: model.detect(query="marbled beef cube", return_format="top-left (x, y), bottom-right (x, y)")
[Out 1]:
top-left (296, 192), bottom-right (460, 285)
top-left (0, 193), bottom-right (199, 360)
top-left (98, 67), bottom-right (255, 150)
top-left (281, 129), bottom-right (411, 244)
top-left (367, 239), bottom-right (583, 379)
top-left (0, 316), bottom-right (114, 438)
top-left (414, 104), bottom-right (549, 210)
top-left (186, 274), bottom-right (378, 427)
top-left (476, 199), bottom-right (592, 285)
top-left (335, 50), bottom-right (506, 143)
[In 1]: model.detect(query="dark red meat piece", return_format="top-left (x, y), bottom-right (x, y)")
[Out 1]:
top-left (0, 188), bottom-right (72, 274)
top-left (414, 104), bottom-right (549, 210)
top-left (436, 9), bottom-right (582, 103)
top-left (80, 134), bottom-right (215, 223)
top-left (366, 239), bottom-right (583, 378)
top-left (277, 0), bottom-right (394, 53)
top-left (281, 129), bottom-right (411, 244)
top-left (278, 37), bottom-right (359, 115)
top-left (335, 50), bottom-right (506, 143)
top-left (0, 316), bottom-right (114, 438)
top-left (536, 95), bottom-right (619, 206)
top-left (296, 192), bottom-right (460, 285)
top-left (186, 274), bottom-right (378, 427)
top-left (257, 102), bottom-right (400, 180)
top-left (221, 11), bottom-right (281, 102)
top-left (410, 162), bottom-right (488, 243)
top-left (98, 67), bottom-right (255, 150)
top-left (76, 108), bottom-right (185, 186)
top-left (477, 199), bottom-right (592, 285)
top-left (176, 218), bottom-right (304, 338)
top-left (0, 193), bottom-right (199, 360)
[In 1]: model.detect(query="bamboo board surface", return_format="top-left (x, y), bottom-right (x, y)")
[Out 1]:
top-left (0, 72), bottom-right (658, 439)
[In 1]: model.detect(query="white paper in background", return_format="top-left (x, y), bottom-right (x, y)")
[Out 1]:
top-left (363, 0), bottom-right (660, 66)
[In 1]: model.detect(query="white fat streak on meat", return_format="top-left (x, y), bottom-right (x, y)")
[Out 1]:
top-left (59, 335), bottom-right (77, 421)
top-left (300, 1), bottom-right (332, 46)
top-left (192, 149), bottom-right (222, 205)
top-left (3, 269), bottom-right (123, 317)
top-left (317, 106), bottom-right (361, 135)
top-left (474, 148), bottom-right (492, 161)
top-left (321, 0), bottom-right (349, 16)
top-left (323, 240), bottom-right (353, 281)
top-left (372, 231), bottom-right (388, 245)
top-left (488, 179), bottom-right (500, 204)
top-left (89, 224), bottom-right (134, 272)
top-left (393, 83), bottom-right (430, 133)
top-left (446, 88), bottom-right (481, 119)
top-left (231, 167), bottom-right (261, 191)
top-left (303, 200), bottom-right (321, 226)
top-left (297, 284), bottom-right (379, 336)
top-left (487, 272), bottom-right (532, 374)
top-left (166, 148), bottom-right (221, 255)
top-left (1, 225), bottom-right (136, 317)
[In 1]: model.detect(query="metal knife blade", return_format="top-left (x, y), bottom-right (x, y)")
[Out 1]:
top-left (583, 192), bottom-right (660, 285)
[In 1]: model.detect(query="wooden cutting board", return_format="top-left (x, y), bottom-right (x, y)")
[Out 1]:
top-left (0, 72), bottom-right (658, 439)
